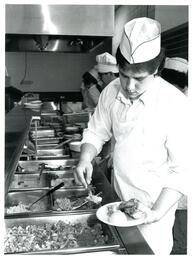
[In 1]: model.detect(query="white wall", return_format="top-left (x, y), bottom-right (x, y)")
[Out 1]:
top-left (112, 5), bottom-right (148, 55)
top-left (112, 5), bottom-right (188, 55)
top-left (6, 40), bottom-right (111, 92)
top-left (155, 5), bottom-right (188, 32)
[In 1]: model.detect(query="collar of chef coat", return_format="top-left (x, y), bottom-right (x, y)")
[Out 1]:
top-left (116, 77), bottom-right (157, 106)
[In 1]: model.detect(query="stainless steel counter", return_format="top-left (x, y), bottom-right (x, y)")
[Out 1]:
top-left (4, 106), bottom-right (153, 254)
top-left (5, 105), bottom-right (40, 195)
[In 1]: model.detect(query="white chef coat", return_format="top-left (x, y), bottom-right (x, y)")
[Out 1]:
top-left (80, 82), bottom-right (101, 109)
top-left (81, 77), bottom-right (190, 254)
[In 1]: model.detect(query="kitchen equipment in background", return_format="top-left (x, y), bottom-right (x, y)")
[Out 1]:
top-left (63, 111), bottom-right (93, 124)
top-left (61, 101), bottom-right (83, 114)
top-left (69, 141), bottom-right (81, 152)
top-left (24, 100), bottom-right (43, 110)
top-left (69, 140), bottom-right (81, 158)
top-left (63, 124), bottom-right (81, 134)
top-left (31, 129), bottom-right (55, 138)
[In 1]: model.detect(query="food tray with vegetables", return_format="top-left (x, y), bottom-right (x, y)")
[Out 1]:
top-left (4, 213), bottom-right (120, 254)
top-left (5, 190), bottom-right (52, 216)
top-left (51, 188), bottom-right (102, 212)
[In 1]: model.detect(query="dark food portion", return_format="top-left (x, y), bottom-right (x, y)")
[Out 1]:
top-left (119, 198), bottom-right (142, 218)
top-left (4, 221), bottom-right (109, 253)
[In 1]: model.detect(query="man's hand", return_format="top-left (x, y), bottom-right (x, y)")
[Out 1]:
top-left (74, 160), bottom-right (93, 188)
top-left (142, 208), bottom-right (162, 224)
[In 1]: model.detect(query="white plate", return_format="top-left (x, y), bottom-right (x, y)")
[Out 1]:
top-left (96, 202), bottom-right (147, 227)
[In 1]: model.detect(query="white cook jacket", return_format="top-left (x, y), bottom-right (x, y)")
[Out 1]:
top-left (82, 77), bottom-right (190, 254)
top-left (81, 82), bottom-right (100, 109)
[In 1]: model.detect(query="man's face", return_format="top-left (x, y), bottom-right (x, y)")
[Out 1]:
top-left (119, 67), bottom-right (155, 101)
top-left (99, 72), bottom-right (112, 87)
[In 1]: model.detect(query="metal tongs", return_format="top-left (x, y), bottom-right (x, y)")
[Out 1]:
top-left (72, 192), bottom-right (102, 210)
top-left (26, 182), bottom-right (64, 210)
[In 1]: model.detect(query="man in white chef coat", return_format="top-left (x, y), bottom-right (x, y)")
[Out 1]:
top-left (75, 17), bottom-right (190, 254)
top-left (96, 52), bottom-right (119, 89)
top-left (80, 67), bottom-right (102, 109)
top-left (95, 52), bottom-right (119, 173)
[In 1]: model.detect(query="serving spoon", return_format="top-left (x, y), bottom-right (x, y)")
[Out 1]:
top-left (26, 182), bottom-right (64, 210)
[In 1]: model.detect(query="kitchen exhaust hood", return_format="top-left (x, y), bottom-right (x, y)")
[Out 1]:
top-left (6, 34), bottom-right (109, 53)
top-left (6, 5), bottom-right (114, 52)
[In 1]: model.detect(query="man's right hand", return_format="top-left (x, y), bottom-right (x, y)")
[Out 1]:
top-left (74, 160), bottom-right (93, 188)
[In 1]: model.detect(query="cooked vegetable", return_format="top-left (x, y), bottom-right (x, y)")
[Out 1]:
top-left (6, 201), bottom-right (45, 214)
top-left (4, 221), bottom-right (108, 253)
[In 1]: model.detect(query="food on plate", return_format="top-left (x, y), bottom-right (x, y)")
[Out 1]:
top-left (119, 198), bottom-right (146, 219)
top-left (108, 210), bottom-right (129, 224)
top-left (6, 201), bottom-right (45, 214)
top-left (4, 221), bottom-right (108, 253)
top-left (106, 204), bottom-right (128, 224)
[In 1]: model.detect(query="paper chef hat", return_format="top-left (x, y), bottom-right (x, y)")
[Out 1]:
top-left (96, 52), bottom-right (119, 73)
top-left (119, 17), bottom-right (161, 64)
top-left (164, 57), bottom-right (188, 74)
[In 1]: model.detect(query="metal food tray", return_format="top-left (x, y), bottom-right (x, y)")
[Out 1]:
top-left (4, 213), bottom-right (120, 254)
top-left (36, 137), bottom-right (62, 145)
top-left (17, 159), bottom-right (78, 173)
top-left (37, 144), bottom-right (59, 150)
top-left (47, 170), bottom-right (83, 189)
top-left (9, 173), bottom-right (49, 190)
top-left (37, 149), bottom-right (66, 157)
top-left (5, 189), bottom-right (52, 216)
top-left (35, 154), bottom-right (71, 160)
top-left (31, 129), bottom-right (55, 138)
top-left (51, 188), bottom-right (101, 212)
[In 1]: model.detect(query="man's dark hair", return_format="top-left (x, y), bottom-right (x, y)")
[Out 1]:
top-left (161, 69), bottom-right (188, 88)
top-left (82, 72), bottom-right (98, 86)
top-left (115, 46), bottom-right (165, 75)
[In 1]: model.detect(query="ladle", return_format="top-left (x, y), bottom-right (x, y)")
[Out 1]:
top-left (26, 182), bottom-right (64, 210)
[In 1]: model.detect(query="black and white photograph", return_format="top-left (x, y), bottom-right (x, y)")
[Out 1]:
top-left (3, 1), bottom-right (192, 255)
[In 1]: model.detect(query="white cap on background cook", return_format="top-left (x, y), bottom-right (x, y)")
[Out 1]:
top-left (96, 52), bottom-right (119, 73)
top-left (164, 57), bottom-right (188, 73)
top-left (119, 17), bottom-right (161, 64)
